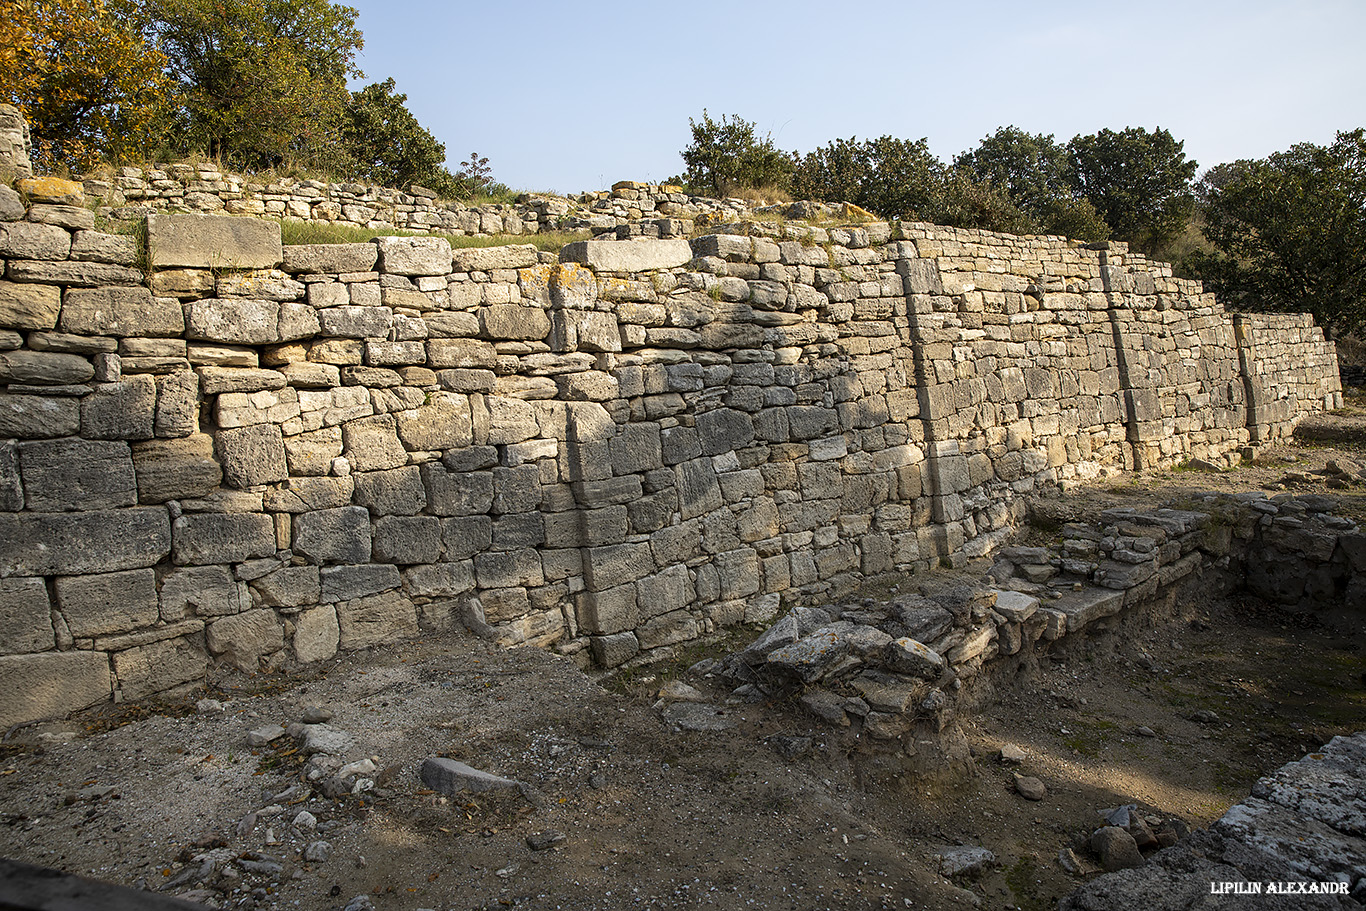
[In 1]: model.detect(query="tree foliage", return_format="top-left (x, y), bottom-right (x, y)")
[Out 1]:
top-left (0, 0), bottom-right (174, 171)
top-left (1068, 126), bottom-right (1196, 251)
top-left (791, 135), bottom-right (946, 220)
top-left (341, 79), bottom-right (448, 190)
top-left (680, 111), bottom-right (793, 197)
top-left (133, 0), bottom-right (364, 170)
top-left (1192, 129), bottom-right (1366, 337)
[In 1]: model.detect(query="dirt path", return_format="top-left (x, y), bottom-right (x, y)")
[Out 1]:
top-left (3, 399), bottom-right (1366, 911)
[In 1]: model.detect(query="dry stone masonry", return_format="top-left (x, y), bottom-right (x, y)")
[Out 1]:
top-left (0, 115), bottom-right (1344, 729)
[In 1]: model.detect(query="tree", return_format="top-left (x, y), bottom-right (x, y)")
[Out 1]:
top-left (680, 111), bottom-right (793, 197)
top-left (341, 79), bottom-right (450, 190)
top-left (955, 126), bottom-right (1109, 241)
top-left (792, 135), bottom-right (946, 220)
top-left (1068, 126), bottom-right (1197, 251)
top-left (1191, 129), bottom-right (1366, 337)
top-left (134, 0), bottom-right (364, 170)
top-left (0, 0), bottom-right (173, 171)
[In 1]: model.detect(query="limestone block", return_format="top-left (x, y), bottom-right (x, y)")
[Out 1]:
top-left (198, 367), bottom-right (286, 395)
top-left (216, 424), bottom-right (288, 488)
top-left (559, 238), bottom-right (692, 272)
top-left (451, 245), bottom-right (538, 272)
top-left (320, 563), bottom-right (401, 602)
top-left (352, 466), bottom-right (426, 516)
top-left (675, 457), bottom-right (723, 521)
top-left (6, 261), bottom-right (143, 286)
top-left (16, 176), bottom-right (82, 206)
top-left (394, 394), bottom-right (472, 451)
top-left (263, 476), bottom-right (354, 513)
top-left (583, 542), bottom-right (655, 591)
top-left (591, 631), bottom-right (639, 667)
top-left (0, 508), bottom-right (169, 577)
top-left (405, 561), bottom-right (476, 598)
top-left (292, 506), bottom-right (371, 565)
top-left (284, 426), bottom-right (342, 476)
top-left (0, 350), bottom-right (93, 385)
top-left (697, 408), bottom-right (755, 456)
top-left (0, 221), bottom-right (71, 260)
top-left (185, 298), bottom-right (281, 345)
top-left (0, 185), bottom-right (22, 220)
top-left (0, 442), bottom-right (20, 512)
top-left (788, 405), bottom-right (838, 441)
top-left (320, 305), bottom-right (393, 339)
top-left (422, 463), bottom-right (493, 516)
top-left (251, 565), bottom-right (320, 608)
top-left (480, 304), bottom-right (550, 341)
top-left (473, 549), bottom-right (544, 589)
top-left (282, 243), bottom-right (378, 274)
top-left (0, 577), bottom-right (54, 654)
top-left (111, 635), bottom-right (206, 701)
top-left (428, 338), bottom-right (497, 369)
top-left (372, 516), bottom-right (442, 564)
top-left (342, 414), bottom-right (407, 471)
top-left (171, 513), bottom-right (276, 565)
top-left (637, 610), bottom-right (700, 649)
top-left (81, 375), bottom-right (157, 440)
top-left (54, 568), bottom-right (158, 638)
top-left (375, 236), bottom-right (451, 276)
top-left (635, 564), bottom-right (693, 621)
top-left (155, 370), bottom-right (200, 438)
top-left (149, 268), bottom-right (216, 300)
top-left (147, 214), bottom-right (282, 269)
top-left (132, 434), bottom-right (221, 502)
top-left (60, 287), bottom-right (183, 337)
top-left (0, 281), bottom-right (60, 330)
top-left (70, 230), bottom-right (136, 265)
top-left (159, 565), bottom-right (247, 620)
top-left (18, 439), bottom-right (136, 511)
top-left (578, 584), bottom-right (639, 635)
top-left (336, 590), bottom-right (418, 650)
top-left (293, 604), bottom-right (339, 662)
top-left (440, 516), bottom-right (493, 559)
top-left (0, 651), bottom-right (111, 728)
top-left (207, 609), bottom-right (283, 669)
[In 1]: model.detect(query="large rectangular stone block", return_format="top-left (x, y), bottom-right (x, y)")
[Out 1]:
top-left (147, 214), bottom-right (282, 269)
top-left (159, 564), bottom-right (248, 619)
top-left (0, 508), bottom-right (170, 576)
top-left (320, 563), bottom-right (401, 602)
top-left (559, 238), bottom-right (691, 272)
top-left (292, 506), bottom-right (372, 565)
top-left (0, 577), bottom-right (54, 654)
top-left (171, 512), bottom-right (276, 565)
top-left (0, 281), bottom-right (61, 330)
top-left (0, 651), bottom-right (111, 727)
top-left (112, 635), bottom-right (206, 700)
top-left (18, 439), bottom-right (137, 511)
top-left (0, 394), bottom-right (79, 439)
top-left (132, 435), bottom-right (222, 503)
top-left (55, 568), bottom-right (158, 637)
top-left (337, 590), bottom-right (418, 649)
top-left (60, 286), bottom-right (183, 337)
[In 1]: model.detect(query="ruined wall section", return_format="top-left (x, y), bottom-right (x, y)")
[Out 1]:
top-left (0, 191), bottom-right (1342, 728)
top-left (1235, 313), bottom-right (1343, 442)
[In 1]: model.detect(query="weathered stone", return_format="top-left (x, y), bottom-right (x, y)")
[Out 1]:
top-left (320, 563), bottom-right (401, 603)
top-left (0, 651), bottom-right (111, 728)
top-left (147, 214), bottom-right (282, 269)
top-left (60, 287), bottom-right (183, 337)
top-left (0, 221), bottom-right (70, 260)
top-left (394, 394), bottom-right (472, 451)
top-left (69, 230), bottom-right (136, 265)
top-left (1089, 826), bottom-right (1145, 872)
top-left (18, 439), bottom-right (136, 511)
top-left (372, 516), bottom-right (441, 564)
top-left (252, 565), bottom-right (321, 608)
top-left (155, 370), bottom-right (200, 437)
top-left (110, 635), bottom-right (206, 701)
top-left (55, 568), bottom-right (158, 637)
top-left (184, 298), bottom-right (280, 345)
top-left (159, 565), bottom-right (248, 619)
top-left (420, 757), bottom-right (524, 796)
top-left (336, 590), bottom-right (418, 649)
top-left (342, 414), bottom-right (407, 471)
top-left (318, 306), bottom-right (393, 339)
top-left (375, 236), bottom-right (451, 276)
top-left (0, 281), bottom-right (61, 330)
top-left (293, 604), bottom-right (340, 662)
top-left (132, 435), bottom-right (222, 502)
top-left (0, 577), bottom-right (54, 654)
top-left (559, 238), bottom-right (692, 272)
top-left (352, 466), bottom-right (426, 516)
top-left (0, 350), bottom-right (93, 385)
top-left (480, 304), bottom-right (550, 340)
top-left (80, 374), bottom-right (157, 440)
top-left (207, 609), bottom-right (284, 669)
top-left (0, 508), bottom-right (169, 576)
top-left (263, 476), bottom-right (354, 513)
top-left (216, 424), bottom-right (288, 488)
top-left (293, 506), bottom-right (372, 565)
top-left (16, 176), bottom-right (82, 206)
top-left (171, 513), bottom-right (276, 565)
top-left (422, 463), bottom-right (494, 516)
top-left (282, 243), bottom-right (377, 274)
top-left (0, 394), bottom-right (79, 438)
top-left (451, 245), bottom-right (539, 272)
top-left (7, 260), bottom-right (143, 286)
top-left (882, 637), bottom-right (945, 679)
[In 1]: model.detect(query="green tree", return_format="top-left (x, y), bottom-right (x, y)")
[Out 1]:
top-left (1068, 126), bottom-right (1197, 251)
top-left (341, 78), bottom-right (450, 190)
top-left (680, 111), bottom-right (793, 197)
top-left (792, 135), bottom-right (946, 220)
top-left (0, 0), bottom-right (173, 171)
top-left (135, 0), bottom-right (364, 170)
top-left (955, 126), bottom-right (1109, 241)
top-left (1191, 129), bottom-right (1366, 336)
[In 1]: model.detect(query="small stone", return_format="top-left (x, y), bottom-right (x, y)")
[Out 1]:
top-left (247, 724), bottom-right (285, 747)
top-left (303, 840), bottom-right (332, 863)
top-left (662, 701), bottom-right (736, 732)
top-left (343, 896), bottom-right (375, 911)
top-left (588, 772), bottom-right (608, 789)
top-left (1134, 726), bottom-right (1156, 738)
top-left (337, 758), bottom-right (377, 780)
top-left (1014, 774), bottom-right (1047, 801)
top-left (999, 743), bottom-right (1027, 763)
top-left (657, 680), bottom-right (707, 702)
top-left (770, 735), bottom-right (813, 760)
top-left (292, 810), bottom-right (317, 830)
top-left (1057, 847), bottom-right (1085, 874)
top-left (1089, 826), bottom-right (1145, 872)
top-left (420, 756), bottom-right (525, 796)
top-left (295, 723), bottom-right (354, 756)
top-left (196, 698), bottom-right (225, 714)
top-left (525, 830), bottom-right (566, 851)
top-left (300, 704), bottom-right (332, 723)
top-left (1189, 709), bottom-right (1219, 724)
top-left (938, 846), bottom-right (995, 878)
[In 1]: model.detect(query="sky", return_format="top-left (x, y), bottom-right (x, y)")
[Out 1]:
top-left (344, 0), bottom-right (1366, 196)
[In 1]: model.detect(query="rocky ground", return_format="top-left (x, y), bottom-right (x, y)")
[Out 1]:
top-left (3, 396), bottom-right (1366, 911)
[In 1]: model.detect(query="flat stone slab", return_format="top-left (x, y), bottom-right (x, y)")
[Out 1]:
top-left (147, 214), bottom-right (282, 270)
top-left (1050, 586), bottom-right (1124, 630)
top-left (420, 757), bottom-right (524, 795)
top-left (559, 238), bottom-right (692, 272)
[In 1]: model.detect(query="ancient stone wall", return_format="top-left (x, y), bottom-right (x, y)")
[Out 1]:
top-left (0, 105), bottom-right (33, 181)
top-left (0, 177), bottom-right (1343, 728)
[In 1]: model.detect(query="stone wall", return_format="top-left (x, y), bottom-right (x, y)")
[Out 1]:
top-left (82, 167), bottom-right (784, 241)
top-left (0, 105), bottom-right (33, 180)
top-left (0, 178), bottom-right (1343, 727)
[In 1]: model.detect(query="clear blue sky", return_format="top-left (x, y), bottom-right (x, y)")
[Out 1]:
top-left (345, 0), bottom-right (1366, 195)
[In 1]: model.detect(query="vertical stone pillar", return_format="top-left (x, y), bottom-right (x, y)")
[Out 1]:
top-left (0, 104), bottom-right (33, 180)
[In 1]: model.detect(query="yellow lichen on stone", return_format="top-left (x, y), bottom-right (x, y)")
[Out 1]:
top-left (17, 176), bottom-right (84, 205)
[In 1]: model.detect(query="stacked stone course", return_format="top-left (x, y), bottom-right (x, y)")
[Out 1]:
top-left (0, 124), bottom-right (1345, 728)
